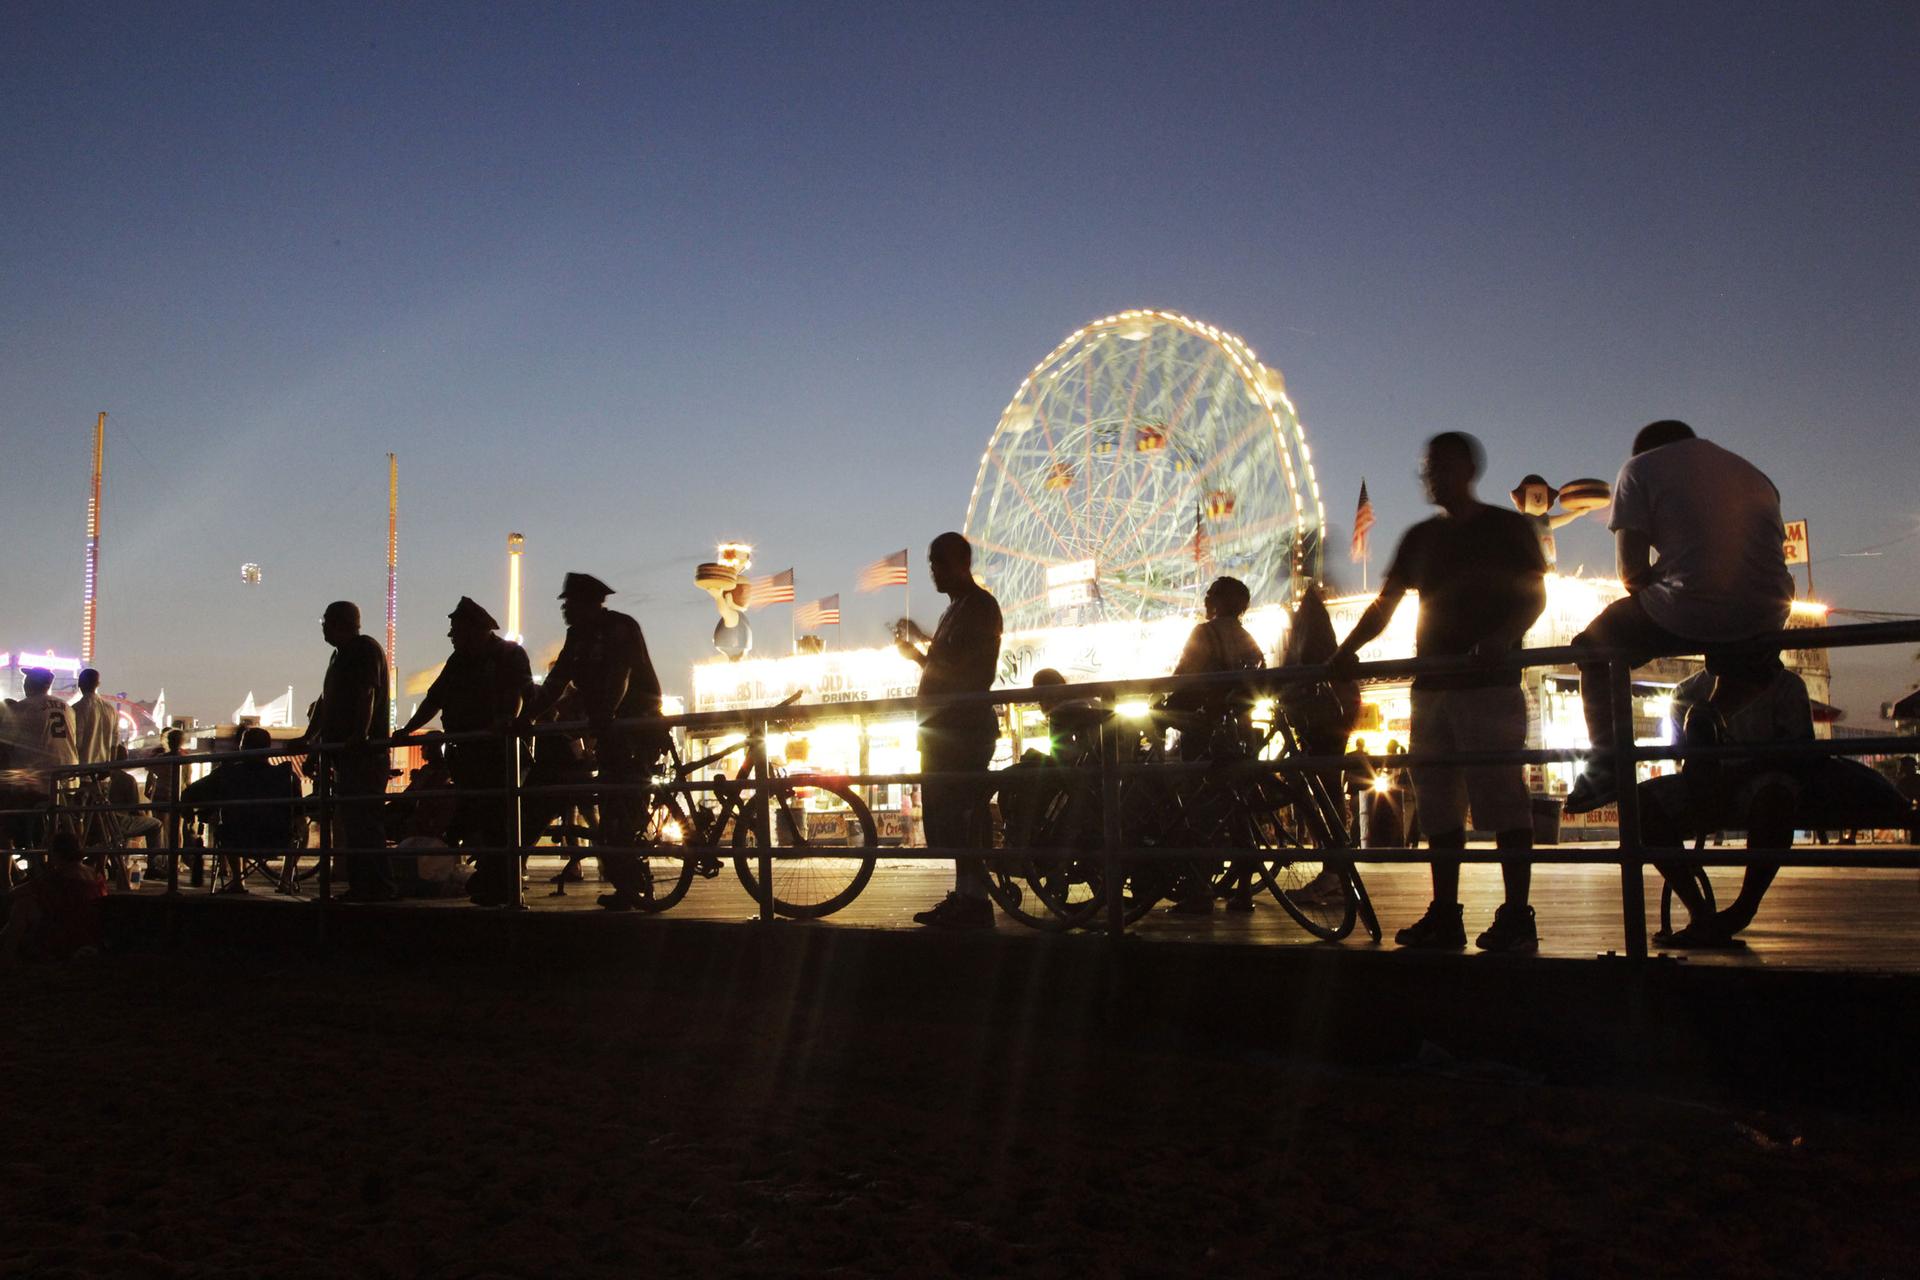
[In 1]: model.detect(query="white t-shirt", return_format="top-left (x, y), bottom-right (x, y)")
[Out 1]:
top-left (69, 692), bottom-right (119, 765)
top-left (1608, 437), bottom-right (1794, 642)
top-left (3, 692), bottom-right (79, 768)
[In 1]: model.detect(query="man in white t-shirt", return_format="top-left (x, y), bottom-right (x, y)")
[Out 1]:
top-left (4, 667), bottom-right (79, 771)
top-left (69, 668), bottom-right (119, 766)
top-left (1565, 420), bottom-right (1794, 814)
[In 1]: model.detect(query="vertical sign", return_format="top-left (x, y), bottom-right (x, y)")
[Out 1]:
top-left (1782, 519), bottom-right (1809, 565)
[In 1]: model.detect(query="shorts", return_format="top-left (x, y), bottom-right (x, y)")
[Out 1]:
top-left (1409, 684), bottom-right (1531, 836)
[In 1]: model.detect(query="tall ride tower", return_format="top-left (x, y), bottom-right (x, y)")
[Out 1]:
top-left (506, 532), bottom-right (525, 644)
top-left (82, 412), bottom-right (105, 666)
top-left (386, 453), bottom-right (399, 733)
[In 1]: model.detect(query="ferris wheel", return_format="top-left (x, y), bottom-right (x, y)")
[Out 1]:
top-left (964, 310), bottom-right (1326, 631)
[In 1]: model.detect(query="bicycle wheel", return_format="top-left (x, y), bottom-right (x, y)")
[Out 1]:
top-left (732, 781), bottom-right (877, 918)
top-left (1246, 801), bottom-right (1357, 941)
top-left (988, 774), bottom-right (1108, 929)
top-left (625, 788), bottom-right (700, 912)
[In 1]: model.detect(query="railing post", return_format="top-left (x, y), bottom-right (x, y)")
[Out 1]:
top-left (1609, 658), bottom-right (1647, 958)
top-left (750, 712), bottom-right (776, 923)
top-left (315, 742), bottom-right (334, 933)
top-left (503, 725), bottom-right (526, 911)
top-left (164, 754), bottom-right (181, 896)
top-left (1100, 714), bottom-right (1126, 941)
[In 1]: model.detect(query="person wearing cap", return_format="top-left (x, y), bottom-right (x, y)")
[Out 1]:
top-left (399, 597), bottom-right (532, 905)
top-left (519, 573), bottom-right (666, 910)
top-left (300, 601), bottom-right (396, 902)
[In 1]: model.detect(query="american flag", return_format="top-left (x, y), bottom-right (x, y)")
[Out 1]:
top-left (856, 549), bottom-right (909, 592)
top-left (748, 568), bottom-right (795, 606)
top-left (794, 595), bottom-right (841, 628)
top-left (1350, 480), bottom-right (1375, 563)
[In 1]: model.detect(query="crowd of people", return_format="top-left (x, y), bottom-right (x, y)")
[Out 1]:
top-left (5, 418), bottom-right (1915, 960)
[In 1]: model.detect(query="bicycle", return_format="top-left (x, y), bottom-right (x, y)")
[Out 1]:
top-left (534, 693), bottom-right (880, 918)
top-left (988, 686), bottom-right (1379, 941)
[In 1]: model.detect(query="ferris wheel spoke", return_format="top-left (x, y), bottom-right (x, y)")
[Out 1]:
top-left (1096, 408), bottom-right (1272, 572)
top-left (1086, 353), bottom-right (1212, 551)
top-left (985, 447), bottom-right (1080, 560)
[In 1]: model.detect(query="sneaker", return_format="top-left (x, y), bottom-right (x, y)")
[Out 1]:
top-left (1475, 903), bottom-right (1539, 954)
top-left (913, 892), bottom-right (994, 929)
top-left (1166, 896), bottom-right (1214, 917)
top-left (1395, 901), bottom-right (1466, 949)
top-left (596, 892), bottom-right (643, 912)
top-left (1564, 770), bottom-right (1617, 815)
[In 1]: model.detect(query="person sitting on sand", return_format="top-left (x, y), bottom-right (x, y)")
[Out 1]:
top-left (2, 830), bottom-right (107, 963)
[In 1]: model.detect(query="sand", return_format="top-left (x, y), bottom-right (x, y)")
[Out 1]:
top-left (5, 951), bottom-right (1917, 1278)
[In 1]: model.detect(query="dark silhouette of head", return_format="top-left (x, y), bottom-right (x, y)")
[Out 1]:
top-left (928, 533), bottom-right (973, 596)
top-left (47, 829), bottom-right (83, 863)
top-left (321, 601), bottom-right (361, 648)
top-left (1633, 420), bottom-right (1696, 455)
top-left (1030, 667), bottom-right (1066, 688)
top-left (558, 573), bottom-right (613, 628)
top-left (22, 668), bottom-right (53, 697)
top-left (1203, 576), bottom-right (1252, 621)
top-left (1421, 432), bottom-right (1484, 509)
top-left (165, 728), bottom-right (184, 752)
top-left (447, 596), bottom-right (499, 652)
top-left (240, 726), bottom-right (272, 753)
top-left (1286, 582), bottom-right (1338, 665)
top-left (78, 668), bottom-right (100, 694)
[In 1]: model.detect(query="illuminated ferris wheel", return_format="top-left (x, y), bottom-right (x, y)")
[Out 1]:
top-left (964, 310), bottom-right (1326, 631)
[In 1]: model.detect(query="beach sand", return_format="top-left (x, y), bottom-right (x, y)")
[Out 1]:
top-left (5, 951), bottom-right (1916, 1278)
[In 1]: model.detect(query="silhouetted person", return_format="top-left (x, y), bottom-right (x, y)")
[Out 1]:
top-left (399, 597), bottom-right (532, 906)
top-left (1898, 758), bottom-right (1920, 846)
top-left (1161, 576), bottom-right (1266, 914)
top-left (900, 532), bottom-right (1003, 930)
top-left (69, 668), bottom-right (117, 767)
top-left (300, 601), bottom-right (395, 901)
top-left (106, 744), bottom-right (163, 852)
top-left (1280, 582), bottom-right (1362, 902)
top-left (1, 831), bottom-right (105, 963)
top-left (181, 727), bottom-right (302, 895)
top-left (1566, 421), bottom-right (1794, 814)
top-left (144, 728), bottom-right (186, 855)
top-left (520, 573), bottom-right (666, 911)
top-left (5, 668), bottom-right (77, 772)
top-left (1332, 432), bottom-right (1547, 952)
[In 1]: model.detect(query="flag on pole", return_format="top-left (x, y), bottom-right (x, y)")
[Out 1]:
top-left (856, 549), bottom-right (910, 592)
top-left (748, 568), bottom-right (795, 606)
top-left (1350, 480), bottom-right (1375, 564)
top-left (794, 595), bottom-right (841, 628)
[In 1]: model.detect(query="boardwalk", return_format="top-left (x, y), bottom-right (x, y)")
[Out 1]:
top-left (121, 848), bottom-right (1920, 973)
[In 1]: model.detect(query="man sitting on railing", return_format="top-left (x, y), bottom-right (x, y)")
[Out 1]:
top-left (898, 532), bottom-right (1003, 931)
top-left (1331, 432), bottom-right (1547, 952)
top-left (1566, 420), bottom-right (1794, 815)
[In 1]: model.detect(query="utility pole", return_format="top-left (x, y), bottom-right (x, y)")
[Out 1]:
top-left (83, 411), bottom-right (105, 666)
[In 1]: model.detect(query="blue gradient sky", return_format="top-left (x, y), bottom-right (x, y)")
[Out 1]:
top-left (5, 2), bottom-right (1916, 720)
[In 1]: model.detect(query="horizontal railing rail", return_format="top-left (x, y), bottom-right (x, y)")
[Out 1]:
top-left (5, 618), bottom-right (1916, 953)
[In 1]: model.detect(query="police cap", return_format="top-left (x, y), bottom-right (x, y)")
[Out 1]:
top-left (558, 572), bottom-right (614, 601)
top-left (448, 596), bottom-right (499, 630)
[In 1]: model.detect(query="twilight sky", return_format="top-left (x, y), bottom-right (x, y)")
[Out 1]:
top-left (4, 1), bottom-right (1916, 722)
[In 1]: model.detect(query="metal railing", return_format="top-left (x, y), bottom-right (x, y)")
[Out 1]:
top-left (6, 618), bottom-right (1918, 958)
